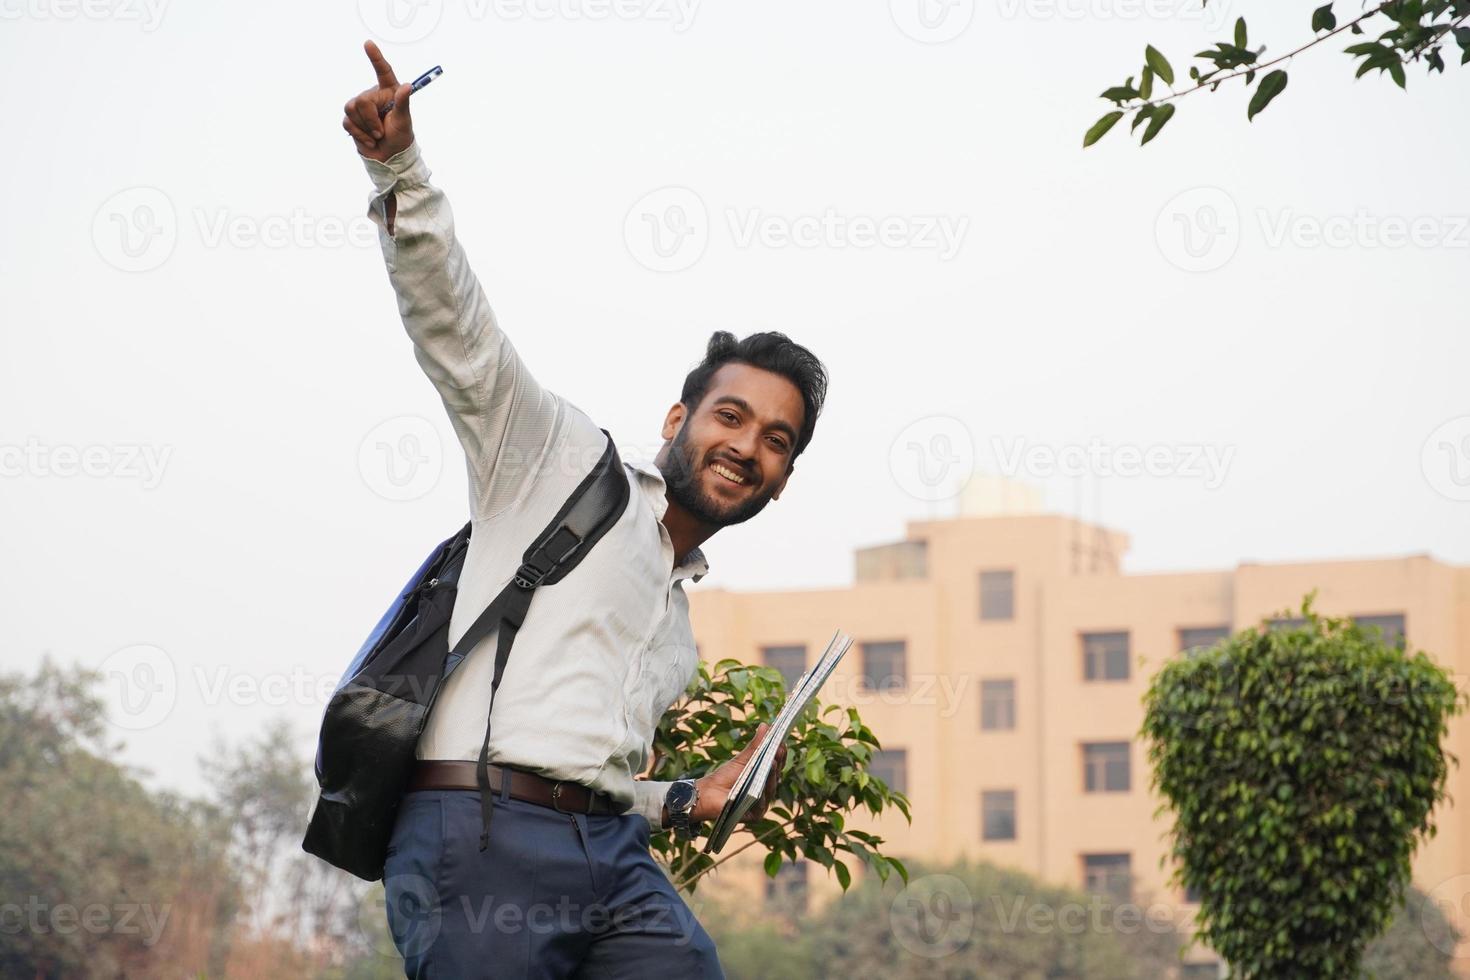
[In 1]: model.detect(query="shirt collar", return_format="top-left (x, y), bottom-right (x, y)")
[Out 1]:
top-left (628, 456), bottom-right (710, 584)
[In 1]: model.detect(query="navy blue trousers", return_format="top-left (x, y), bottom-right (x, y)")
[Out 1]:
top-left (383, 786), bottom-right (724, 978)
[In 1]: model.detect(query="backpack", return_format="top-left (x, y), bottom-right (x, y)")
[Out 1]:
top-left (302, 430), bottom-right (631, 881)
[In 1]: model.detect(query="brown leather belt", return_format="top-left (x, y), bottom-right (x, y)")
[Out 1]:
top-left (407, 760), bottom-right (629, 816)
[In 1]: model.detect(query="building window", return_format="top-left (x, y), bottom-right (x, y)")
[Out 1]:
top-left (1354, 613), bottom-right (1407, 648)
top-left (981, 790), bottom-right (1016, 841)
top-left (979, 570), bottom-right (1015, 621)
top-left (1082, 632), bottom-right (1130, 681)
top-left (1184, 882), bottom-right (1202, 903)
top-left (1082, 853), bottom-right (1132, 902)
top-left (761, 644), bottom-right (807, 690)
top-left (870, 749), bottom-right (907, 794)
top-left (1180, 964), bottom-right (1222, 980)
top-left (980, 679), bottom-right (1016, 731)
top-left (861, 640), bottom-right (907, 692)
top-left (1268, 616), bottom-right (1308, 632)
top-left (1082, 741), bottom-right (1131, 793)
top-left (1178, 626), bottom-right (1230, 656)
top-left (764, 860), bottom-right (808, 913)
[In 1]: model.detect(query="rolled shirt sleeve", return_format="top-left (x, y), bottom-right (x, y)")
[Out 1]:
top-left (631, 779), bottom-right (672, 833)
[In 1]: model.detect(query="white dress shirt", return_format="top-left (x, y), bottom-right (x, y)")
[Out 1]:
top-left (361, 141), bottom-right (707, 830)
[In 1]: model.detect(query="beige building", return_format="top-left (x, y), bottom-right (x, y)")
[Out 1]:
top-left (687, 498), bottom-right (1470, 975)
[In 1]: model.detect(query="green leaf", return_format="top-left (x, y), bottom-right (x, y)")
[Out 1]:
top-left (1247, 69), bottom-right (1289, 121)
top-left (1083, 110), bottom-right (1125, 148)
top-left (1139, 66), bottom-right (1154, 101)
top-left (1130, 104), bottom-right (1156, 134)
top-left (763, 850), bottom-right (782, 878)
top-left (1388, 59), bottom-right (1406, 88)
top-left (1145, 45), bottom-right (1175, 86)
top-left (833, 860), bottom-right (851, 890)
top-left (1100, 85), bottom-right (1140, 103)
top-left (1235, 17), bottom-right (1248, 49)
top-left (1139, 103), bottom-right (1176, 145)
top-left (1311, 3), bottom-right (1336, 33)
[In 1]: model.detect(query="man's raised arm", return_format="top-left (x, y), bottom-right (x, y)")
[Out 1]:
top-left (342, 41), bottom-right (558, 519)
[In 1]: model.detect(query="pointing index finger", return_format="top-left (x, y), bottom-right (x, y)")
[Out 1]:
top-left (363, 39), bottom-right (399, 90)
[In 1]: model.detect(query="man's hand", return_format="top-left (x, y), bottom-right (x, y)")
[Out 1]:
top-left (690, 723), bottom-right (788, 825)
top-left (341, 40), bottom-right (415, 163)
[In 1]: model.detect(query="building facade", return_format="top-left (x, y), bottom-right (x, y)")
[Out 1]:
top-left (686, 509), bottom-right (1470, 974)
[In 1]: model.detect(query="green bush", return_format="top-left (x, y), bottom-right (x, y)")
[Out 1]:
top-left (1142, 597), bottom-right (1466, 978)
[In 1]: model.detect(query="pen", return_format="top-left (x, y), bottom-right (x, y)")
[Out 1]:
top-left (379, 66), bottom-right (443, 118)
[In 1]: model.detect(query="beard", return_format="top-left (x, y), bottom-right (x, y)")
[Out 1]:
top-left (657, 422), bottom-right (779, 529)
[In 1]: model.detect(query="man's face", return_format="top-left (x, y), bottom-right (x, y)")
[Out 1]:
top-left (656, 363), bottom-right (806, 529)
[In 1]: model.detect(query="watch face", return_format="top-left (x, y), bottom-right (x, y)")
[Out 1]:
top-left (667, 781), bottom-right (696, 811)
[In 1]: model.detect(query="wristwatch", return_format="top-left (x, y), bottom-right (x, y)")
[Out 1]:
top-left (665, 780), bottom-right (699, 841)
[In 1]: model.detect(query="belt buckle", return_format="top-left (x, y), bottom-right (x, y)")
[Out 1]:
top-left (550, 781), bottom-right (594, 815)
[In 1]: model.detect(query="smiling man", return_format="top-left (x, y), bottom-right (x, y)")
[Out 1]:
top-left (342, 41), bottom-right (828, 979)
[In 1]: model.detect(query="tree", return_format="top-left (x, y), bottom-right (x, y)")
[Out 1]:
top-left (648, 659), bottom-right (911, 894)
top-left (0, 659), bottom-right (242, 979)
top-left (1141, 597), bottom-right (1466, 977)
top-left (1084, 2), bottom-right (1470, 148)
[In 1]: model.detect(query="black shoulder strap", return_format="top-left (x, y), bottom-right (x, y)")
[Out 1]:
top-left (439, 429), bottom-right (631, 850)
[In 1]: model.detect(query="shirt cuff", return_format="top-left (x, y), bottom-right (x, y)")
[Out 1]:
top-left (360, 141), bottom-right (429, 197)
top-left (631, 779), bottom-right (672, 833)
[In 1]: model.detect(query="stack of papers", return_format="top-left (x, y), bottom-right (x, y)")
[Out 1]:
top-left (703, 629), bottom-right (855, 854)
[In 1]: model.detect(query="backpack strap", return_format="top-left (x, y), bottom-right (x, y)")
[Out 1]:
top-left (441, 430), bottom-right (631, 850)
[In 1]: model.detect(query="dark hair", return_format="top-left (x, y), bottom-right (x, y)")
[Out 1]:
top-left (679, 331), bottom-right (829, 464)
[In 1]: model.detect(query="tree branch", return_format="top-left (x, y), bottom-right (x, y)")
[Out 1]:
top-left (670, 816), bottom-right (798, 892)
top-left (1129, 3), bottom-right (1392, 109)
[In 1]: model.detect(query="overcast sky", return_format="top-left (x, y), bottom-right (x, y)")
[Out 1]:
top-left (3, 1), bottom-right (1465, 797)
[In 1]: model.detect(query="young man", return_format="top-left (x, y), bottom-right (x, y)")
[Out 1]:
top-left (341, 41), bottom-right (828, 978)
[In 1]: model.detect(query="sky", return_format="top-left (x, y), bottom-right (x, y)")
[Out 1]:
top-left (2, 0), bottom-right (1466, 798)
